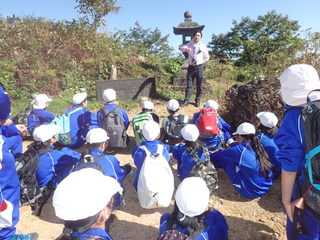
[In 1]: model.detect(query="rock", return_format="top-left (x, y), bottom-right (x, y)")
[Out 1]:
top-left (221, 78), bottom-right (285, 129)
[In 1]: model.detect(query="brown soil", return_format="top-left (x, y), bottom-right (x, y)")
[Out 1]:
top-left (16, 101), bottom-right (287, 240)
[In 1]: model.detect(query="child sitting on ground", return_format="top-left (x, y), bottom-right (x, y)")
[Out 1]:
top-left (192, 100), bottom-right (233, 151)
top-left (159, 177), bottom-right (228, 240)
top-left (161, 99), bottom-right (189, 145)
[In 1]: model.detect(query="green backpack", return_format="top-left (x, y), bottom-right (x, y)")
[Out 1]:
top-left (132, 112), bottom-right (153, 145)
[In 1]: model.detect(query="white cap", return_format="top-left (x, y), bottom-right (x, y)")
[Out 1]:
top-left (102, 89), bottom-right (116, 102)
top-left (141, 100), bottom-right (154, 110)
top-left (181, 124), bottom-right (199, 142)
top-left (256, 112), bottom-right (278, 128)
top-left (72, 92), bottom-right (87, 105)
top-left (86, 128), bottom-right (109, 144)
top-left (53, 168), bottom-right (123, 221)
top-left (142, 120), bottom-right (160, 141)
top-left (175, 177), bottom-right (210, 217)
top-left (204, 100), bottom-right (219, 110)
top-left (167, 99), bottom-right (180, 111)
top-left (279, 64), bottom-right (320, 106)
top-left (233, 122), bottom-right (255, 135)
top-left (33, 94), bottom-right (52, 109)
top-left (33, 125), bottom-right (61, 142)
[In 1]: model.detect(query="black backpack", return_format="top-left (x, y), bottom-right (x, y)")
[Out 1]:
top-left (12, 102), bottom-right (33, 125)
top-left (185, 145), bottom-right (218, 194)
top-left (73, 153), bottom-right (105, 174)
top-left (101, 106), bottom-right (127, 148)
top-left (165, 115), bottom-right (188, 140)
top-left (15, 143), bottom-right (54, 215)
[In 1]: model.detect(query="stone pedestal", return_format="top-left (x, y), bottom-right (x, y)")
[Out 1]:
top-left (172, 60), bottom-right (213, 95)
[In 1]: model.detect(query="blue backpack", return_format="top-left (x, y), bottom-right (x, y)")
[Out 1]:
top-left (50, 107), bottom-right (82, 145)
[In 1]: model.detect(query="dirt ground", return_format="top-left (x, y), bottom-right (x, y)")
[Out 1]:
top-left (16, 101), bottom-right (287, 240)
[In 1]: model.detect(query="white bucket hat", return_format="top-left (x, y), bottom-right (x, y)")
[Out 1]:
top-left (279, 64), bottom-right (320, 106)
top-left (175, 177), bottom-right (210, 218)
top-left (33, 125), bottom-right (61, 142)
top-left (142, 120), bottom-right (160, 141)
top-left (102, 89), bottom-right (116, 103)
top-left (167, 99), bottom-right (180, 111)
top-left (141, 100), bottom-right (154, 110)
top-left (53, 168), bottom-right (123, 221)
top-left (86, 128), bottom-right (109, 144)
top-left (33, 94), bottom-right (52, 109)
top-left (181, 124), bottom-right (199, 142)
top-left (204, 100), bottom-right (219, 110)
top-left (256, 112), bottom-right (278, 128)
top-left (72, 92), bottom-right (88, 105)
top-left (233, 122), bottom-right (255, 135)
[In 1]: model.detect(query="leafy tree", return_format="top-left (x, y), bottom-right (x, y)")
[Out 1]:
top-left (75, 0), bottom-right (120, 29)
top-left (208, 10), bottom-right (304, 66)
top-left (113, 22), bottom-right (174, 59)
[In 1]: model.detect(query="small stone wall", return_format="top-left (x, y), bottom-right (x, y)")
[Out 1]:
top-left (96, 78), bottom-right (156, 101)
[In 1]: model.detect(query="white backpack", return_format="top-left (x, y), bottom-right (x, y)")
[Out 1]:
top-left (137, 144), bottom-right (174, 208)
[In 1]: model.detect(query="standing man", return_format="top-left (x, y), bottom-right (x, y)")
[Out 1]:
top-left (180, 31), bottom-right (209, 107)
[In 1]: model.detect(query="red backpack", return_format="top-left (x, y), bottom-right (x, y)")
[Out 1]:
top-left (196, 109), bottom-right (220, 138)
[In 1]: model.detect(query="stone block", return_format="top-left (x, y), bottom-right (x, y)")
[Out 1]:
top-left (96, 78), bottom-right (156, 101)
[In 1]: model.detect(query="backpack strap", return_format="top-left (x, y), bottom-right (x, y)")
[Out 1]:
top-left (38, 146), bottom-right (53, 155)
top-left (67, 107), bottom-right (83, 116)
top-left (306, 89), bottom-right (320, 103)
top-left (185, 145), bottom-right (209, 165)
top-left (113, 106), bottom-right (120, 114)
top-left (156, 144), bottom-right (164, 156)
top-left (178, 114), bottom-right (186, 123)
top-left (142, 144), bottom-right (163, 158)
top-left (75, 153), bottom-right (105, 175)
top-left (185, 146), bottom-right (201, 165)
top-left (167, 115), bottom-right (177, 122)
top-left (102, 106), bottom-right (110, 117)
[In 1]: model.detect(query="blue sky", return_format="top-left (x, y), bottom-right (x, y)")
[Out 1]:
top-left (0, 0), bottom-right (318, 49)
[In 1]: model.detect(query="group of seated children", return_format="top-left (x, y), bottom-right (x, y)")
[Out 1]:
top-left (0, 85), bottom-right (281, 240)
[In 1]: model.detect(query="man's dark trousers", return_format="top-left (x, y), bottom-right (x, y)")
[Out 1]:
top-left (184, 64), bottom-right (204, 104)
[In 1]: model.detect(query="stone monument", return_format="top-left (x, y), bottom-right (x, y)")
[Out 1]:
top-left (173, 11), bottom-right (205, 45)
top-left (172, 11), bottom-right (212, 94)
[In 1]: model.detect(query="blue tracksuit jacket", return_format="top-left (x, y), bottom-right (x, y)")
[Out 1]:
top-left (172, 144), bottom-right (208, 181)
top-left (71, 228), bottom-right (112, 240)
top-left (0, 135), bottom-right (20, 240)
top-left (65, 105), bottom-right (98, 149)
top-left (274, 107), bottom-right (320, 240)
top-left (211, 142), bottom-right (273, 199)
top-left (36, 146), bottom-right (81, 188)
top-left (27, 109), bottom-right (55, 133)
top-left (1, 122), bottom-right (23, 158)
top-left (159, 210), bottom-right (228, 240)
top-left (89, 148), bottom-right (126, 208)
